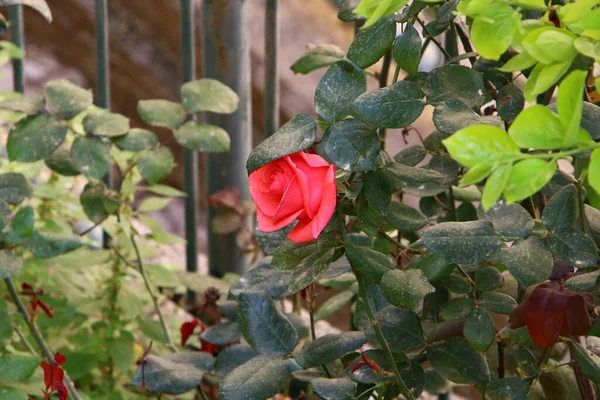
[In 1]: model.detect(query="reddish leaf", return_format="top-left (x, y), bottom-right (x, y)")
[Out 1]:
top-left (180, 319), bottom-right (200, 346)
top-left (549, 260), bottom-right (574, 281)
top-left (54, 352), bottom-right (66, 365)
top-left (55, 381), bottom-right (68, 400)
top-left (208, 187), bottom-right (242, 213)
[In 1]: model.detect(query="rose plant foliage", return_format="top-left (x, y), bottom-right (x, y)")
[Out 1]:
top-left (3, 0), bottom-right (600, 399)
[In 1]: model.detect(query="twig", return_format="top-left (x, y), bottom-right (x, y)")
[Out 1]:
top-left (4, 278), bottom-right (82, 400)
top-left (310, 310), bottom-right (334, 378)
top-left (415, 18), bottom-right (451, 59)
top-left (14, 325), bottom-right (36, 355)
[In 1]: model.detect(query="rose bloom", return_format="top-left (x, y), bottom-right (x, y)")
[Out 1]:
top-left (249, 151), bottom-right (337, 243)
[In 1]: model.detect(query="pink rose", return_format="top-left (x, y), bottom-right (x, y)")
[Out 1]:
top-left (249, 151), bottom-right (337, 244)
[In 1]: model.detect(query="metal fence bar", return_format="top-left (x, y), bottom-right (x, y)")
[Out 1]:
top-left (203, 0), bottom-right (252, 276)
top-left (264, 0), bottom-right (279, 137)
top-left (9, 5), bottom-right (24, 93)
top-left (180, 0), bottom-right (199, 302)
top-left (94, 0), bottom-right (110, 110)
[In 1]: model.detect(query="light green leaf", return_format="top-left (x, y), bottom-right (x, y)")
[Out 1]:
top-left (589, 148), bottom-right (600, 195)
top-left (138, 197), bottom-right (172, 213)
top-left (138, 99), bottom-right (187, 129)
top-left (471, 3), bottom-right (520, 60)
top-left (522, 26), bottom-right (577, 65)
top-left (181, 79), bottom-right (239, 114)
top-left (523, 60), bottom-right (572, 103)
top-left (0, 354), bottom-right (40, 383)
top-left (174, 121), bottom-right (230, 152)
top-left (7, 113), bottom-right (67, 162)
top-left (498, 52), bottom-right (536, 73)
top-left (71, 136), bottom-right (111, 179)
top-left (443, 124), bottom-right (519, 167)
top-left (509, 105), bottom-right (566, 149)
top-left (504, 159), bottom-right (557, 204)
top-left (83, 112), bottom-right (130, 137)
top-left (482, 163), bottom-right (512, 210)
top-left (557, 70), bottom-right (588, 145)
top-left (138, 147), bottom-right (174, 184)
top-left (44, 79), bottom-right (92, 119)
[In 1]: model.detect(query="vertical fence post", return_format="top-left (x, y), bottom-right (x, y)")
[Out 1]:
top-left (203, 0), bottom-right (252, 277)
top-left (94, 0), bottom-right (110, 110)
top-left (180, 0), bottom-right (199, 302)
top-left (264, 0), bottom-right (279, 137)
top-left (9, 5), bottom-right (24, 93)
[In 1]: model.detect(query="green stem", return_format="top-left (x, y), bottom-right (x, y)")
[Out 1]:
top-left (4, 278), bottom-right (82, 400)
top-left (392, 64), bottom-right (401, 84)
top-left (310, 309), bottom-right (334, 378)
top-left (129, 234), bottom-right (177, 353)
top-left (457, 265), bottom-right (475, 287)
top-left (355, 274), bottom-right (414, 400)
top-left (14, 325), bottom-right (36, 355)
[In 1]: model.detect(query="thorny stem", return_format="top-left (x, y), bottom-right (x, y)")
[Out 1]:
top-left (355, 273), bottom-right (415, 400)
top-left (4, 278), bottom-right (82, 400)
top-left (129, 233), bottom-right (177, 353)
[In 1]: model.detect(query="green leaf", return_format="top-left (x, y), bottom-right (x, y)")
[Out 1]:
top-left (498, 52), bottom-right (536, 73)
top-left (214, 344), bottom-right (258, 379)
top-left (0, 387), bottom-right (25, 400)
top-left (590, 149), bottom-right (600, 196)
top-left (479, 292), bottom-right (517, 315)
top-left (0, 298), bottom-right (12, 342)
top-left (353, 80), bottom-right (425, 128)
top-left (114, 128), bottom-right (159, 152)
top-left (130, 353), bottom-right (214, 395)
top-left (295, 332), bottom-right (367, 368)
top-left (80, 183), bottom-right (108, 224)
top-left (44, 79), bottom-right (92, 119)
top-left (137, 99), bottom-right (187, 129)
top-left (143, 184), bottom-right (186, 197)
top-left (291, 44), bottom-right (346, 74)
top-left (138, 147), bottom-right (174, 184)
top-left (480, 202), bottom-right (534, 239)
top-left (522, 27), bottom-right (577, 65)
top-left (509, 105), bottom-right (567, 149)
top-left (408, 252), bottom-right (456, 285)
top-left (354, 0), bottom-right (409, 28)
top-left (504, 159), bottom-right (557, 204)
top-left (27, 231), bottom-right (82, 258)
top-left (201, 321), bottom-right (241, 346)
top-left (0, 173), bottom-right (31, 205)
top-left (548, 227), bottom-right (598, 267)
top-left (419, 221), bottom-right (502, 264)
top-left (272, 231), bottom-right (341, 270)
top-left (581, 102), bottom-right (600, 141)
top-left (347, 18), bottom-right (396, 68)
top-left (138, 197), bottom-right (171, 213)
top-left (497, 84), bottom-right (525, 121)
top-left (393, 22), bottom-right (422, 76)
top-left (394, 145), bottom-right (427, 166)
top-left (433, 99), bottom-right (503, 135)
top-left (380, 269), bottom-right (435, 310)
top-left (385, 162), bottom-right (444, 186)
top-left (219, 356), bottom-right (299, 400)
top-left (482, 163), bottom-right (512, 209)
top-left (463, 307), bottom-right (495, 352)
top-left (363, 169), bottom-right (394, 216)
top-left (345, 233), bottom-right (395, 282)
top-left (71, 136), bottom-right (111, 179)
top-left (440, 297), bottom-right (475, 320)
top-left (425, 64), bottom-right (486, 107)
top-left (237, 292), bottom-right (298, 356)
top-left (0, 250), bottom-right (22, 279)
top-left (7, 113), bottom-right (67, 162)
top-left (174, 121), bottom-right (230, 152)
top-left (0, 95), bottom-right (44, 115)
top-left (315, 60), bottom-right (366, 122)
top-left (523, 59), bottom-right (572, 103)
top-left (0, 354), bottom-right (39, 383)
top-left (322, 119), bottom-right (380, 172)
top-left (460, 164), bottom-right (493, 187)
top-left (11, 206), bottom-right (33, 238)
top-left (427, 337), bottom-right (490, 384)
top-left (558, 70), bottom-right (588, 145)
top-left (289, 248), bottom-right (336, 293)
top-left (45, 143), bottom-right (80, 176)
top-left (108, 330), bottom-right (135, 371)
top-left (383, 201), bottom-right (428, 232)
top-left (229, 262), bottom-right (291, 300)
top-left (542, 184), bottom-right (578, 231)
top-left (246, 113), bottom-right (316, 174)
top-left (485, 377), bottom-right (530, 400)
top-left (442, 124), bottom-right (520, 167)
top-left (311, 377), bottom-right (357, 400)
top-left (569, 340), bottom-right (600, 384)
top-left (181, 79), bottom-right (239, 114)
top-left (315, 290), bottom-right (354, 321)
top-left (498, 237), bottom-right (552, 287)
top-left (366, 306), bottom-right (426, 352)
top-left (471, 3), bottom-right (520, 60)
top-left (83, 112), bottom-right (130, 137)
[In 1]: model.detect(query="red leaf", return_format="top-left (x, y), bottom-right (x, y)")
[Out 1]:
top-left (55, 381), bottom-right (68, 400)
top-left (38, 300), bottom-right (54, 318)
top-left (54, 352), bottom-right (66, 365)
top-left (180, 319), bottom-right (200, 346)
top-left (200, 339), bottom-right (219, 355)
top-left (208, 187), bottom-right (242, 213)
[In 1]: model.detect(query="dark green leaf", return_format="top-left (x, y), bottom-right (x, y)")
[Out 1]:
top-left (114, 128), bottom-right (158, 152)
top-left (385, 162), bottom-right (444, 186)
top-left (353, 81), bottom-right (425, 128)
top-left (384, 201), bottom-right (428, 232)
top-left (137, 99), bottom-right (186, 129)
top-left (427, 337), bottom-right (490, 384)
top-left (419, 221), bottom-right (502, 264)
top-left (295, 332), bottom-right (367, 368)
top-left (442, 275), bottom-right (471, 294)
top-left (246, 113), bottom-right (316, 174)
top-left (393, 145), bottom-right (427, 166)
top-left (401, 155), bottom-right (459, 197)
top-left (0, 95), bottom-right (44, 115)
top-left (289, 248), bottom-right (335, 293)
top-left (548, 227), bottom-right (598, 267)
top-left (174, 121), bottom-right (230, 152)
top-left (0, 354), bottom-right (39, 383)
top-left (381, 269), bottom-right (435, 310)
top-left (347, 18), bottom-right (396, 68)
top-left (0, 173), bottom-right (31, 205)
top-left (498, 238), bottom-right (553, 287)
top-left (393, 22), bottom-right (422, 76)
top-left (478, 292), bottom-right (517, 314)
top-left (408, 252), bottom-right (456, 285)
top-left (542, 184), bottom-right (578, 231)
top-left (130, 353), bottom-right (214, 395)
top-left (254, 226), bottom-right (292, 255)
top-left (345, 233), bottom-right (395, 282)
top-left (27, 231), bottom-right (82, 258)
top-left (479, 202), bottom-right (534, 239)
top-left (311, 377), bottom-right (357, 400)
top-left (80, 183), bottom-right (108, 224)
top-left (7, 113), bottom-right (67, 162)
top-left (219, 356), bottom-right (299, 400)
top-left (271, 231), bottom-right (341, 270)
top-left (512, 347), bottom-right (537, 377)
top-left (237, 292), bottom-right (298, 356)
top-left (229, 261), bottom-right (291, 299)
top-left (433, 99), bottom-right (503, 134)
top-left (138, 147), bottom-right (174, 184)
top-left (291, 44), bottom-right (346, 74)
top-left (71, 136), bottom-right (111, 179)
top-left (366, 306), bottom-right (427, 352)
top-left (201, 321), bottom-right (241, 346)
top-left (585, 204), bottom-right (600, 246)
top-left (11, 206), bottom-right (33, 238)
top-left (315, 60), bottom-right (366, 122)
top-left (440, 297), bottom-right (475, 320)
top-left (569, 340), bottom-right (600, 384)
top-left (425, 65), bottom-right (487, 107)
top-left (44, 143), bottom-right (80, 176)
top-left (83, 112), bottom-right (130, 137)
top-left (475, 266), bottom-right (503, 292)
top-left (44, 79), bottom-right (92, 119)
top-left (581, 102), bottom-right (600, 140)
top-left (181, 79), bottom-right (239, 114)
top-left (0, 250), bottom-right (22, 279)
top-left (322, 119), bottom-right (380, 172)
top-left (497, 84), bottom-right (525, 121)
top-left (463, 307), bottom-right (495, 352)
top-left (214, 344), bottom-right (258, 379)
top-left (485, 377), bottom-right (530, 400)
top-left (363, 169), bottom-right (394, 216)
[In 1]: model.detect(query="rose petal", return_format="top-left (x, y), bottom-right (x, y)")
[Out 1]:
top-left (257, 207), bottom-right (303, 232)
top-left (249, 164), bottom-right (283, 217)
top-left (272, 175), bottom-right (306, 222)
